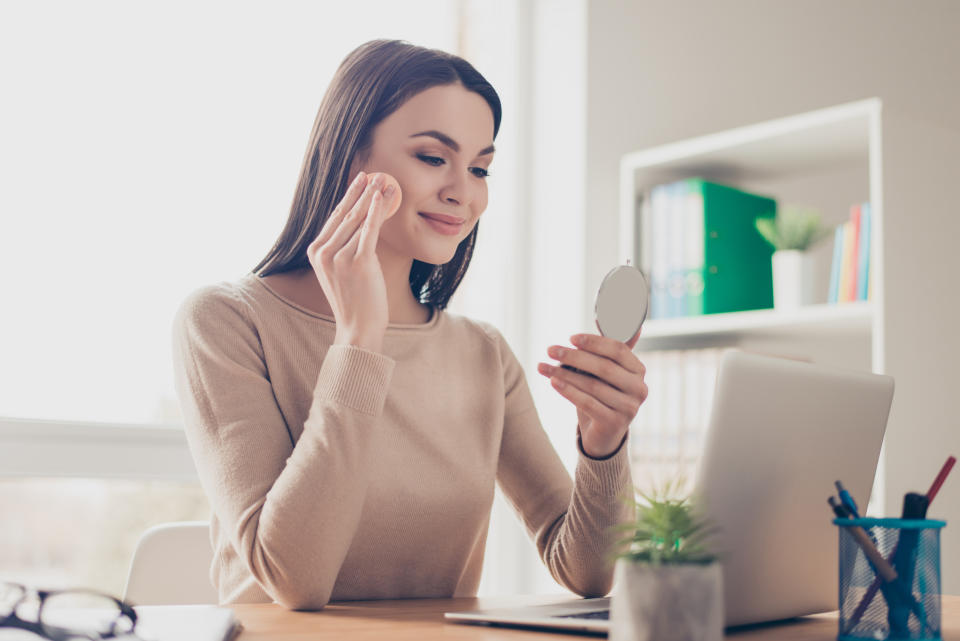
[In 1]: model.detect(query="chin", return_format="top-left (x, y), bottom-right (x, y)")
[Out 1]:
top-left (414, 247), bottom-right (460, 266)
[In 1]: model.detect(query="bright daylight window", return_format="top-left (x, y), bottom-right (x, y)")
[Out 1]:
top-left (0, 0), bottom-right (476, 595)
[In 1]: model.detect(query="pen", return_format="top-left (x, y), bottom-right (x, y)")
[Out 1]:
top-left (926, 455), bottom-right (956, 501)
top-left (829, 497), bottom-right (897, 581)
top-left (887, 493), bottom-right (930, 636)
top-left (828, 496), bottom-right (852, 519)
top-left (837, 521), bottom-right (898, 583)
top-left (835, 480), bottom-right (861, 519)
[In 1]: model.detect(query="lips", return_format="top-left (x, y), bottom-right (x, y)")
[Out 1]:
top-left (419, 212), bottom-right (465, 224)
top-left (418, 212), bottom-right (465, 236)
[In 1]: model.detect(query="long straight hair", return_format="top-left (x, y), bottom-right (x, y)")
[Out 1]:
top-left (252, 39), bottom-right (502, 310)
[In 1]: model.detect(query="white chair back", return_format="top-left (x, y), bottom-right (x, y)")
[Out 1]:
top-left (123, 521), bottom-right (218, 605)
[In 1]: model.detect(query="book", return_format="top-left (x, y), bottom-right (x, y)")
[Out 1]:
top-left (857, 202), bottom-right (872, 300)
top-left (838, 220), bottom-right (855, 303)
top-left (72, 605), bottom-right (241, 641)
top-left (684, 178), bottom-right (777, 315)
top-left (642, 178), bottom-right (777, 318)
top-left (649, 184), bottom-right (670, 319)
top-left (846, 204), bottom-right (861, 302)
top-left (828, 225), bottom-right (844, 304)
top-left (828, 202), bottom-right (872, 304)
top-left (667, 182), bottom-right (687, 318)
top-left (683, 180), bottom-right (706, 316)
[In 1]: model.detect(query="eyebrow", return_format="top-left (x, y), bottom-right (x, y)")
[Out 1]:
top-left (410, 130), bottom-right (495, 156)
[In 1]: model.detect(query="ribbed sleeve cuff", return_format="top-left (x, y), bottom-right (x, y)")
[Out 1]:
top-left (314, 344), bottom-right (396, 415)
top-left (574, 434), bottom-right (631, 497)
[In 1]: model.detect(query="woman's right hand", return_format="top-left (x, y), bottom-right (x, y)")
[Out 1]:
top-left (307, 171), bottom-right (402, 353)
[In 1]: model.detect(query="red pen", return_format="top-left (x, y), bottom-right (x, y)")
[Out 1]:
top-left (927, 456), bottom-right (956, 501)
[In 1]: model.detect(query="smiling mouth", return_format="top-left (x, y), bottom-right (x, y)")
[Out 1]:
top-left (419, 212), bottom-right (465, 224)
top-left (418, 212), bottom-right (465, 235)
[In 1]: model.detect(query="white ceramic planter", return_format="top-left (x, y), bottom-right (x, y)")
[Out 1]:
top-left (772, 249), bottom-right (815, 310)
top-left (610, 559), bottom-right (724, 641)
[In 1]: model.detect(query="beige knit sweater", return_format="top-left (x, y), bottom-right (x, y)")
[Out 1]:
top-left (170, 272), bottom-right (635, 609)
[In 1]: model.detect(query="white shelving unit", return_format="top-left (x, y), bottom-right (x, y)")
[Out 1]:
top-left (620, 98), bottom-right (883, 374)
top-left (621, 98), bottom-right (886, 511)
top-left (620, 98), bottom-right (960, 590)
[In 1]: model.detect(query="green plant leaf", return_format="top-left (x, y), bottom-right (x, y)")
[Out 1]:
top-left (609, 480), bottom-right (718, 565)
top-left (754, 206), bottom-right (833, 251)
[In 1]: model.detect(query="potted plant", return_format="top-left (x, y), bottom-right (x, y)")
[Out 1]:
top-left (607, 482), bottom-right (722, 641)
top-left (755, 206), bottom-right (832, 310)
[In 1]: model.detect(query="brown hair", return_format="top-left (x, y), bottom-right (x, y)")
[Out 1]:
top-left (252, 39), bottom-right (502, 310)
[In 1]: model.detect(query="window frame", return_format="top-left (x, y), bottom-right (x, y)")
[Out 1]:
top-left (0, 418), bottom-right (196, 481)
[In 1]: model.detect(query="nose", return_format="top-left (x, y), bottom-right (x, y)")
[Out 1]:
top-left (439, 170), bottom-right (471, 207)
top-left (440, 185), bottom-right (462, 206)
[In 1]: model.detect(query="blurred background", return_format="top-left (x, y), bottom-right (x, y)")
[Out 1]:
top-left (1, 0), bottom-right (958, 599)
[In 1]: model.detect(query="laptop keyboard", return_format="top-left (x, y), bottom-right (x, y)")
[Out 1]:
top-left (552, 610), bottom-right (610, 620)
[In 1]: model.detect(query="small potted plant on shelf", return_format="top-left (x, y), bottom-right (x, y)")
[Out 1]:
top-left (755, 206), bottom-right (832, 310)
top-left (607, 480), bottom-right (722, 641)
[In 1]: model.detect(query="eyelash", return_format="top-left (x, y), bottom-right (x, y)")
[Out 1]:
top-left (417, 154), bottom-right (491, 179)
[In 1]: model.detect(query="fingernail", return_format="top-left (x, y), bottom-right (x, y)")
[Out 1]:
top-left (383, 184), bottom-right (396, 198)
top-left (552, 378), bottom-right (566, 390)
top-left (353, 172), bottom-right (366, 186)
top-left (371, 174), bottom-right (384, 188)
top-left (570, 335), bottom-right (584, 346)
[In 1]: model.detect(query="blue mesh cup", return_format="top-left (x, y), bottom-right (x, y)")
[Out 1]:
top-left (833, 517), bottom-right (946, 641)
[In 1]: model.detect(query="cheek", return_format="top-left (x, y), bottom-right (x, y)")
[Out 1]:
top-left (377, 208), bottom-right (416, 245)
top-left (475, 188), bottom-right (489, 217)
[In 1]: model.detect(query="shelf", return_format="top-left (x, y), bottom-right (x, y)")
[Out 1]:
top-left (620, 98), bottom-right (878, 187)
top-left (636, 301), bottom-right (873, 348)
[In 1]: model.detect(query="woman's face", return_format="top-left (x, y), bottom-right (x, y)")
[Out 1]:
top-left (354, 83), bottom-right (495, 265)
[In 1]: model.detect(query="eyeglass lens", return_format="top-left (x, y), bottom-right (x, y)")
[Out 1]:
top-left (1, 584), bottom-right (135, 640)
top-left (42, 591), bottom-right (134, 639)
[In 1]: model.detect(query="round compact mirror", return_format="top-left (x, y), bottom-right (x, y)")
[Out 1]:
top-left (560, 263), bottom-right (649, 379)
top-left (595, 263), bottom-right (650, 342)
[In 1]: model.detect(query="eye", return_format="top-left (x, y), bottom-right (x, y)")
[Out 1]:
top-left (417, 154), bottom-right (491, 179)
top-left (417, 154), bottom-right (444, 167)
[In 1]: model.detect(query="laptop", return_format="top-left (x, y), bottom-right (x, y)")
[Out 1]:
top-left (445, 349), bottom-right (895, 635)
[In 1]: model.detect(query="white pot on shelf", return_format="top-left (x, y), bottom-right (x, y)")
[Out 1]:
top-left (610, 559), bottom-right (724, 641)
top-left (772, 249), bottom-right (815, 310)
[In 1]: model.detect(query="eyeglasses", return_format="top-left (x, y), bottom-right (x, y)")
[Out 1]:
top-left (0, 582), bottom-right (140, 640)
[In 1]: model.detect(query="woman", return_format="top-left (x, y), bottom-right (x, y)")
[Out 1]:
top-left (171, 39), bottom-right (648, 610)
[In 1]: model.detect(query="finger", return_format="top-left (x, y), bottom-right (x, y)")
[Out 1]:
top-left (357, 187), bottom-right (390, 256)
top-left (571, 333), bottom-right (645, 375)
top-left (548, 375), bottom-right (620, 426)
top-left (538, 362), bottom-right (641, 416)
top-left (321, 178), bottom-right (383, 256)
top-left (339, 189), bottom-right (382, 258)
top-left (547, 343), bottom-right (644, 394)
top-left (626, 326), bottom-right (643, 350)
top-left (312, 172), bottom-right (368, 248)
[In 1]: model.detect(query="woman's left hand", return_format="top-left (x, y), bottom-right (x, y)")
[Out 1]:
top-left (537, 330), bottom-right (648, 459)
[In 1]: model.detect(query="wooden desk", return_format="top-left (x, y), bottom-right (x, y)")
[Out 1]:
top-left (230, 594), bottom-right (960, 640)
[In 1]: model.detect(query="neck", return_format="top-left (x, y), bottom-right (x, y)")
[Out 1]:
top-left (287, 248), bottom-right (431, 325)
top-left (377, 245), bottom-right (432, 325)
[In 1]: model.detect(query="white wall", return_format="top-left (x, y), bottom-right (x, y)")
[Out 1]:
top-left (583, 0), bottom-right (960, 592)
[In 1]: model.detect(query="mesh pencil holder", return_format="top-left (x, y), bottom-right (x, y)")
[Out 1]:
top-left (833, 518), bottom-right (946, 641)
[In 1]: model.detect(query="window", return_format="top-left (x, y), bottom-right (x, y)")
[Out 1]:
top-left (0, 0), bottom-right (459, 425)
top-left (0, 0), bottom-right (471, 596)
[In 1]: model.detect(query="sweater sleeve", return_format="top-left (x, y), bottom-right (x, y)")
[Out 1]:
top-left (489, 327), bottom-right (636, 598)
top-left (170, 286), bottom-right (395, 610)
